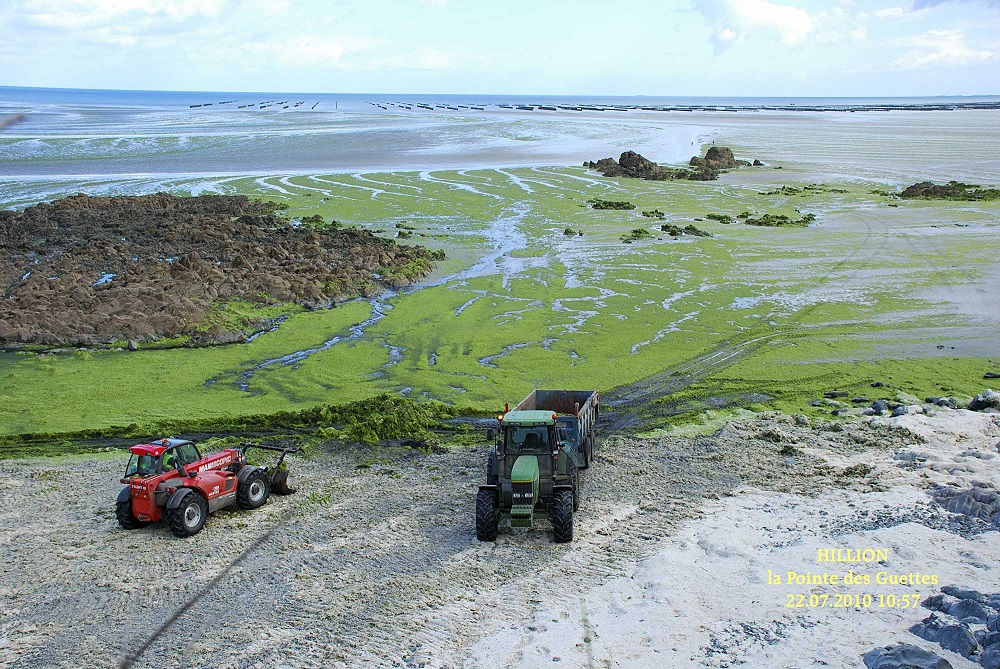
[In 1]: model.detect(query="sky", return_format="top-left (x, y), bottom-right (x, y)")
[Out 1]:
top-left (0, 0), bottom-right (998, 96)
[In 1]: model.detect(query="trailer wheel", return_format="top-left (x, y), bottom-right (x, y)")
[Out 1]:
top-left (582, 437), bottom-right (594, 469)
top-left (167, 492), bottom-right (208, 537)
top-left (572, 466), bottom-right (581, 512)
top-left (115, 497), bottom-right (148, 530)
top-left (476, 489), bottom-right (498, 542)
top-left (237, 469), bottom-right (271, 509)
top-left (552, 490), bottom-right (574, 543)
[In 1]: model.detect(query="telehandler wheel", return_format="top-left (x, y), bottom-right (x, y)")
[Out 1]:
top-left (237, 469), bottom-right (271, 510)
top-left (115, 497), bottom-right (148, 530)
top-left (167, 492), bottom-right (208, 537)
top-left (552, 490), bottom-right (574, 543)
top-left (476, 489), bottom-right (499, 542)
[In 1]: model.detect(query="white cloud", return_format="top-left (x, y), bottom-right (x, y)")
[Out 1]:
top-left (694, 0), bottom-right (814, 54)
top-left (813, 6), bottom-right (869, 43)
top-left (887, 28), bottom-right (998, 68)
top-left (7, 0), bottom-right (229, 45)
top-left (245, 34), bottom-right (381, 69)
top-left (875, 6), bottom-right (906, 17)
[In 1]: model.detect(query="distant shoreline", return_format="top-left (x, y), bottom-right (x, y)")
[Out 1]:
top-left (3, 84), bottom-right (1000, 114)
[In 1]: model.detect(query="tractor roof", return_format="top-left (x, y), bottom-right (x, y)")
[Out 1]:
top-left (502, 410), bottom-right (556, 426)
top-left (129, 438), bottom-right (193, 457)
top-left (130, 444), bottom-right (167, 457)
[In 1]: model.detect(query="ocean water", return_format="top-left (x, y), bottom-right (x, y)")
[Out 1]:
top-left (1, 86), bottom-right (999, 204)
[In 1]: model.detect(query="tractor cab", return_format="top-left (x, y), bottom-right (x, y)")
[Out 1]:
top-left (499, 411), bottom-right (557, 454)
top-left (122, 438), bottom-right (201, 479)
top-left (506, 424), bottom-right (554, 453)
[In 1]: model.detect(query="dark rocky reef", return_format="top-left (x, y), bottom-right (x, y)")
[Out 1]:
top-left (0, 194), bottom-right (443, 349)
top-left (900, 181), bottom-right (1000, 201)
top-left (585, 147), bottom-right (751, 182)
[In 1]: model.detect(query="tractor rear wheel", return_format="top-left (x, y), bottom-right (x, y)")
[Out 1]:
top-left (552, 490), bottom-right (574, 543)
top-left (115, 497), bottom-right (148, 530)
top-left (167, 492), bottom-right (208, 537)
top-left (476, 489), bottom-right (498, 542)
top-left (237, 469), bottom-right (271, 510)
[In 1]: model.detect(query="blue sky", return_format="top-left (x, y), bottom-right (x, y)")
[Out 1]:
top-left (1, 0), bottom-right (998, 95)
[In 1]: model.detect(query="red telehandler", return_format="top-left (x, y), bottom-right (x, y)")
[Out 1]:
top-left (116, 438), bottom-right (297, 537)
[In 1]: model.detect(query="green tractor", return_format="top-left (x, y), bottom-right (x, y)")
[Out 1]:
top-left (476, 407), bottom-right (586, 543)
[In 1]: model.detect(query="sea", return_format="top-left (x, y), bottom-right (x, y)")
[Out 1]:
top-left (2, 86), bottom-right (1000, 206)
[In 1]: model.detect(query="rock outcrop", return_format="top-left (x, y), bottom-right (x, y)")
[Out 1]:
top-left (969, 389), bottom-right (1000, 412)
top-left (863, 643), bottom-right (953, 669)
top-left (585, 147), bottom-right (750, 182)
top-left (689, 146), bottom-right (748, 172)
top-left (900, 181), bottom-right (1000, 201)
top-left (584, 151), bottom-right (674, 180)
top-left (0, 194), bottom-right (443, 348)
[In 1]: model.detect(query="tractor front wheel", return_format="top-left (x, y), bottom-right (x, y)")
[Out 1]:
top-left (552, 490), bottom-right (574, 543)
top-left (115, 497), bottom-right (148, 530)
top-left (237, 469), bottom-right (271, 510)
top-left (476, 489), bottom-right (498, 542)
top-left (167, 492), bottom-right (208, 537)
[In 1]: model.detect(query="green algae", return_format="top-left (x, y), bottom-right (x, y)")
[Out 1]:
top-left (2, 164), bottom-right (999, 443)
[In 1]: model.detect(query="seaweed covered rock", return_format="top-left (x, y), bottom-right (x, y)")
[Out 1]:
top-left (585, 151), bottom-right (673, 180)
top-left (900, 181), bottom-right (1000, 200)
top-left (583, 149), bottom-right (746, 182)
top-left (0, 194), bottom-right (444, 348)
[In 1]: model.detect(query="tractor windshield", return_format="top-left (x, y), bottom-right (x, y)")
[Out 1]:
top-left (507, 426), bottom-right (551, 452)
top-left (124, 453), bottom-right (160, 477)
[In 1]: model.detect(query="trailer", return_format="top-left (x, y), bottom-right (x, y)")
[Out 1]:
top-left (512, 389), bottom-right (600, 468)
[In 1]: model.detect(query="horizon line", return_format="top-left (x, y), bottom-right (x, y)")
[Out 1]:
top-left (2, 84), bottom-right (999, 100)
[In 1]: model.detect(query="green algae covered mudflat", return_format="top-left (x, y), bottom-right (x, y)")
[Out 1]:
top-left (1, 159), bottom-right (998, 437)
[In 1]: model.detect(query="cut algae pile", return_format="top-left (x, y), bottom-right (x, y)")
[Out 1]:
top-left (1, 163), bottom-right (998, 443)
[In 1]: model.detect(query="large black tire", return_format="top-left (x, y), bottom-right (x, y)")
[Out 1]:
top-left (237, 469), bottom-right (271, 510)
top-left (476, 489), bottom-right (498, 542)
top-left (167, 492), bottom-right (208, 538)
top-left (582, 437), bottom-right (594, 469)
top-left (115, 497), bottom-right (148, 530)
top-left (552, 490), bottom-right (574, 543)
